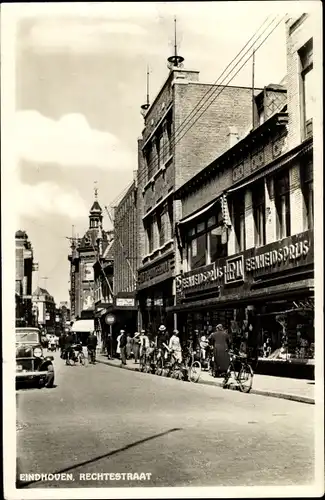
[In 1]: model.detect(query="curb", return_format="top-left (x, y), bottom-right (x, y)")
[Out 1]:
top-left (97, 358), bottom-right (315, 405)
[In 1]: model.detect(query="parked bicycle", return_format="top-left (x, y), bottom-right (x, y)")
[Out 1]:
top-left (222, 350), bottom-right (254, 393)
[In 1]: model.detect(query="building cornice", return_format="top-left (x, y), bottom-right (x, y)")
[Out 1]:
top-left (175, 111), bottom-right (289, 199)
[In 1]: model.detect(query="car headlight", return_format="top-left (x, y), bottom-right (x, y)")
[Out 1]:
top-left (33, 347), bottom-right (43, 358)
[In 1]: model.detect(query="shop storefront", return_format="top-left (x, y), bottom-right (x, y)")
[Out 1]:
top-left (172, 230), bottom-right (314, 373)
top-left (95, 293), bottom-right (138, 356)
top-left (137, 252), bottom-right (175, 337)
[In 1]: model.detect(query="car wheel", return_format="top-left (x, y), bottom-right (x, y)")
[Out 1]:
top-left (45, 364), bottom-right (55, 388)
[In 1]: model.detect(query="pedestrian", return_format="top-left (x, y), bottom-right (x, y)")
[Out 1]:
top-left (59, 333), bottom-right (67, 357)
top-left (169, 329), bottom-right (182, 364)
top-left (139, 329), bottom-right (150, 360)
top-left (119, 330), bottom-right (127, 366)
top-left (116, 332), bottom-right (122, 359)
top-left (87, 330), bottom-right (98, 364)
top-left (126, 333), bottom-right (132, 360)
top-left (208, 324), bottom-right (230, 377)
top-left (133, 331), bottom-right (141, 364)
top-left (157, 325), bottom-right (169, 361)
top-left (64, 331), bottom-right (74, 361)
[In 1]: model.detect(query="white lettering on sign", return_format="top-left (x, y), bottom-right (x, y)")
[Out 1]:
top-left (224, 255), bottom-right (244, 284)
top-left (116, 298), bottom-right (135, 307)
top-left (245, 239), bottom-right (310, 272)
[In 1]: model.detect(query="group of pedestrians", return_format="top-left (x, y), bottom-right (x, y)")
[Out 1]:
top-left (111, 323), bottom-right (233, 377)
top-left (59, 330), bottom-right (98, 364)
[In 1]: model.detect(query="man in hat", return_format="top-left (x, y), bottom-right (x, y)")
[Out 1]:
top-left (156, 324), bottom-right (169, 364)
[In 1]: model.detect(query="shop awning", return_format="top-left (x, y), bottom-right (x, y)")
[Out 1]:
top-left (70, 319), bottom-right (94, 333)
top-left (178, 199), bottom-right (219, 226)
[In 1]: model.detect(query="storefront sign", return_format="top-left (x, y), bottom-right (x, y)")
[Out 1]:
top-left (116, 298), bottom-right (135, 307)
top-left (138, 258), bottom-right (171, 285)
top-left (224, 255), bottom-right (244, 284)
top-left (245, 231), bottom-right (312, 276)
top-left (177, 230), bottom-right (313, 296)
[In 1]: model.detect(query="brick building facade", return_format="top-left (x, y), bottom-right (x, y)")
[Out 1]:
top-left (110, 179), bottom-right (139, 336)
top-left (136, 60), bottom-right (260, 335)
top-left (171, 13), bottom-right (315, 376)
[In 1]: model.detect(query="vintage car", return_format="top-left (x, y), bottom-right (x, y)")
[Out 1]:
top-left (16, 327), bottom-right (55, 388)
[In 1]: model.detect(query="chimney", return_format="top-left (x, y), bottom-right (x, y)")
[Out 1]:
top-left (227, 126), bottom-right (239, 148)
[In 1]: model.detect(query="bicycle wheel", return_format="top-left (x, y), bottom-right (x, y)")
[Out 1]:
top-left (155, 357), bottom-right (163, 376)
top-left (139, 356), bottom-right (145, 372)
top-left (238, 363), bottom-right (253, 393)
top-left (67, 355), bottom-right (75, 366)
top-left (222, 366), bottom-right (231, 388)
top-left (189, 361), bottom-right (201, 383)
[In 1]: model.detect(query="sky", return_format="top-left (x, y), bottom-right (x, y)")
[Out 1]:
top-left (4, 1), bottom-right (312, 304)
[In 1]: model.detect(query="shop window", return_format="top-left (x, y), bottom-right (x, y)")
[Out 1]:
top-left (186, 206), bottom-right (226, 269)
top-left (207, 215), bottom-right (216, 228)
top-left (188, 233), bottom-right (206, 270)
top-left (253, 180), bottom-right (266, 247)
top-left (301, 161), bottom-right (314, 230)
top-left (145, 219), bottom-right (153, 254)
top-left (299, 39), bottom-right (314, 139)
top-left (208, 226), bottom-right (227, 264)
top-left (274, 170), bottom-right (291, 240)
top-left (233, 194), bottom-right (245, 252)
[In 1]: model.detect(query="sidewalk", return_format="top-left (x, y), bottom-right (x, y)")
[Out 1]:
top-left (96, 354), bottom-right (315, 405)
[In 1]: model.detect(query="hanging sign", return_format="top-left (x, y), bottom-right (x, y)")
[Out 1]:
top-left (105, 314), bottom-right (115, 325)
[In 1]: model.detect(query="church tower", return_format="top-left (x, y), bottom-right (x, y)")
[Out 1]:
top-left (89, 184), bottom-right (103, 230)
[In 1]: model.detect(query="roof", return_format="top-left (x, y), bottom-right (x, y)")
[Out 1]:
top-left (90, 200), bottom-right (102, 213)
top-left (15, 230), bottom-right (27, 239)
top-left (33, 286), bottom-right (50, 296)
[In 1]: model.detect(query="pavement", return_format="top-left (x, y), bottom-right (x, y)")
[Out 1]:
top-left (97, 354), bottom-right (315, 405)
top-left (15, 351), bottom-right (317, 491)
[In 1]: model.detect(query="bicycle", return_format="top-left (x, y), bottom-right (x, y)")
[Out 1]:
top-left (183, 347), bottom-right (202, 383)
top-left (222, 350), bottom-right (254, 393)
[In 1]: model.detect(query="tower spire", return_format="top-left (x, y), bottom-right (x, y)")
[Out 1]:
top-left (94, 180), bottom-right (98, 200)
top-left (140, 65), bottom-right (150, 116)
top-left (167, 16), bottom-right (184, 70)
